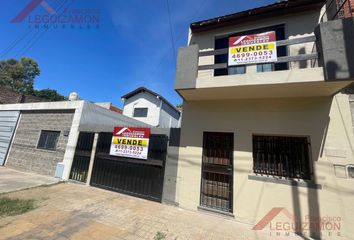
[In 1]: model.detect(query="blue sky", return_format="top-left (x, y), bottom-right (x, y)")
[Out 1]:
top-left (0, 0), bottom-right (277, 108)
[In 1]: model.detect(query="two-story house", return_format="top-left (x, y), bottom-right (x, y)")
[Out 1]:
top-left (173, 0), bottom-right (354, 238)
top-left (121, 87), bottom-right (181, 128)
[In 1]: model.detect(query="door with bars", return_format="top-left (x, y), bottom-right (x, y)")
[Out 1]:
top-left (200, 132), bottom-right (234, 213)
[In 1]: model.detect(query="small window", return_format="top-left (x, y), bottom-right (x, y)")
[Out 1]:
top-left (229, 65), bottom-right (246, 75)
top-left (133, 108), bottom-right (148, 117)
top-left (257, 63), bottom-right (274, 73)
top-left (37, 130), bottom-right (60, 151)
top-left (252, 135), bottom-right (311, 180)
top-left (347, 165), bottom-right (354, 179)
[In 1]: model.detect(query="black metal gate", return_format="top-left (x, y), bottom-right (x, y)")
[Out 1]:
top-left (200, 132), bottom-right (233, 213)
top-left (90, 132), bottom-right (168, 202)
top-left (69, 132), bottom-right (95, 183)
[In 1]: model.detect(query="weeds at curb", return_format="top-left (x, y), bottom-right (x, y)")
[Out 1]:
top-left (154, 231), bottom-right (167, 240)
top-left (0, 197), bottom-right (36, 217)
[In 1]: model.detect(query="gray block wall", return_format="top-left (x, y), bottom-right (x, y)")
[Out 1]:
top-left (175, 44), bottom-right (199, 90)
top-left (6, 110), bottom-right (74, 176)
top-left (315, 17), bottom-right (354, 81)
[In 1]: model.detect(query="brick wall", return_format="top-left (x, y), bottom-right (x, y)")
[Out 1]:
top-left (6, 110), bottom-right (74, 176)
top-left (0, 86), bottom-right (45, 104)
top-left (335, 0), bottom-right (354, 18)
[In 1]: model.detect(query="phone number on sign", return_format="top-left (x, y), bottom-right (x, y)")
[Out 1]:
top-left (231, 50), bottom-right (275, 61)
top-left (113, 144), bottom-right (144, 156)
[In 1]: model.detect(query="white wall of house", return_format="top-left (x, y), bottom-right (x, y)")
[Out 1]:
top-left (173, 3), bottom-right (354, 239)
top-left (175, 93), bottom-right (354, 239)
top-left (123, 92), bottom-right (160, 126)
top-left (122, 92), bottom-right (180, 128)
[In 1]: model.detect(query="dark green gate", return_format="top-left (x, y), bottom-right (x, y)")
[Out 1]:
top-left (69, 132), bottom-right (95, 183)
top-left (90, 132), bottom-right (168, 202)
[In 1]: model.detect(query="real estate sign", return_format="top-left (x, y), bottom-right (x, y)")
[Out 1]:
top-left (110, 127), bottom-right (150, 160)
top-left (228, 31), bottom-right (277, 66)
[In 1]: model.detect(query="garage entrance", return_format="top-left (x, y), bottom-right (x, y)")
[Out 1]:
top-left (89, 132), bottom-right (168, 202)
top-left (0, 111), bottom-right (20, 166)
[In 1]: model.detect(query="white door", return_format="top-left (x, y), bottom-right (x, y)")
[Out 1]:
top-left (0, 111), bottom-right (20, 165)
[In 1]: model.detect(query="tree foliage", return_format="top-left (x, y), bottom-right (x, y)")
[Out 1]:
top-left (0, 57), bottom-right (66, 101)
top-left (0, 57), bottom-right (39, 93)
top-left (33, 89), bottom-right (67, 101)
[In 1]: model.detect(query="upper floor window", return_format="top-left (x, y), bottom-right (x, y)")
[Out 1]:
top-left (37, 130), bottom-right (60, 151)
top-left (133, 107), bottom-right (148, 117)
top-left (257, 63), bottom-right (274, 73)
top-left (252, 135), bottom-right (311, 180)
top-left (214, 24), bottom-right (288, 76)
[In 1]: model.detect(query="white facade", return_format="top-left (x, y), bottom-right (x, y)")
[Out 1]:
top-left (122, 90), bottom-right (180, 128)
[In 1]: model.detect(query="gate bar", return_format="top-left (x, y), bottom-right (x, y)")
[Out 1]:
top-left (86, 133), bottom-right (99, 185)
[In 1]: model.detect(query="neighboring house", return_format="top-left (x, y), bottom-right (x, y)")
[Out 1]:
top-left (0, 85), bottom-right (45, 104)
top-left (121, 87), bottom-right (181, 128)
top-left (0, 100), bottom-right (148, 178)
top-left (172, 0), bottom-right (354, 239)
top-left (95, 102), bottom-right (123, 114)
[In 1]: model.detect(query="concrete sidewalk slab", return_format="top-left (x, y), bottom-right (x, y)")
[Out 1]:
top-left (0, 183), bottom-right (302, 240)
top-left (0, 167), bottom-right (59, 194)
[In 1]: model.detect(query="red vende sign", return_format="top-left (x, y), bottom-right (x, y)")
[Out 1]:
top-left (229, 31), bottom-right (276, 47)
top-left (113, 127), bottom-right (150, 139)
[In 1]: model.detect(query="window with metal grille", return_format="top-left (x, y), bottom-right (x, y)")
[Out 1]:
top-left (252, 135), bottom-right (311, 180)
top-left (133, 108), bottom-right (148, 117)
top-left (37, 130), bottom-right (60, 151)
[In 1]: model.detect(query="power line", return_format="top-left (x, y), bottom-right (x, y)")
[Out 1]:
top-left (0, 30), bottom-right (33, 58)
top-left (15, 0), bottom-right (75, 58)
top-left (145, 0), bottom-right (208, 84)
top-left (166, 0), bottom-right (177, 65)
top-left (1, 0), bottom-right (72, 59)
top-left (15, 29), bottom-right (48, 58)
top-left (1, 0), bottom-right (66, 58)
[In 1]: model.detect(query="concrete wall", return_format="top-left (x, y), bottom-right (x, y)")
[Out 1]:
top-left (152, 128), bottom-right (181, 206)
top-left (6, 110), bottom-right (74, 176)
top-left (316, 17), bottom-right (354, 81)
top-left (175, 93), bottom-right (354, 239)
top-left (159, 101), bottom-right (180, 128)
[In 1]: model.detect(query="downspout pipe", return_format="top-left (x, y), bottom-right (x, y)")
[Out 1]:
top-left (156, 96), bottom-right (162, 127)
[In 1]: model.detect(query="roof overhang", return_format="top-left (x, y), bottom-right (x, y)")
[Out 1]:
top-left (190, 0), bottom-right (326, 33)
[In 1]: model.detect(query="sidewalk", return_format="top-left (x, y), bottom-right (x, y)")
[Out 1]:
top-left (0, 167), bottom-right (59, 194)
top-left (0, 183), bottom-right (301, 240)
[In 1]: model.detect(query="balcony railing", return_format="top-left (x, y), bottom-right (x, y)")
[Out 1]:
top-left (197, 35), bottom-right (318, 72)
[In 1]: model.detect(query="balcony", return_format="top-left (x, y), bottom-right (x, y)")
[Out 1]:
top-left (175, 18), bottom-right (354, 101)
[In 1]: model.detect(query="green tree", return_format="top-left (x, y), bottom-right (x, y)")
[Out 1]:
top-left (0, 57), bottom-right (40, 93)
top-left (0, 57), bottom-right (66, 102)
top-left (33, 89), bottom-right (67, 101)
